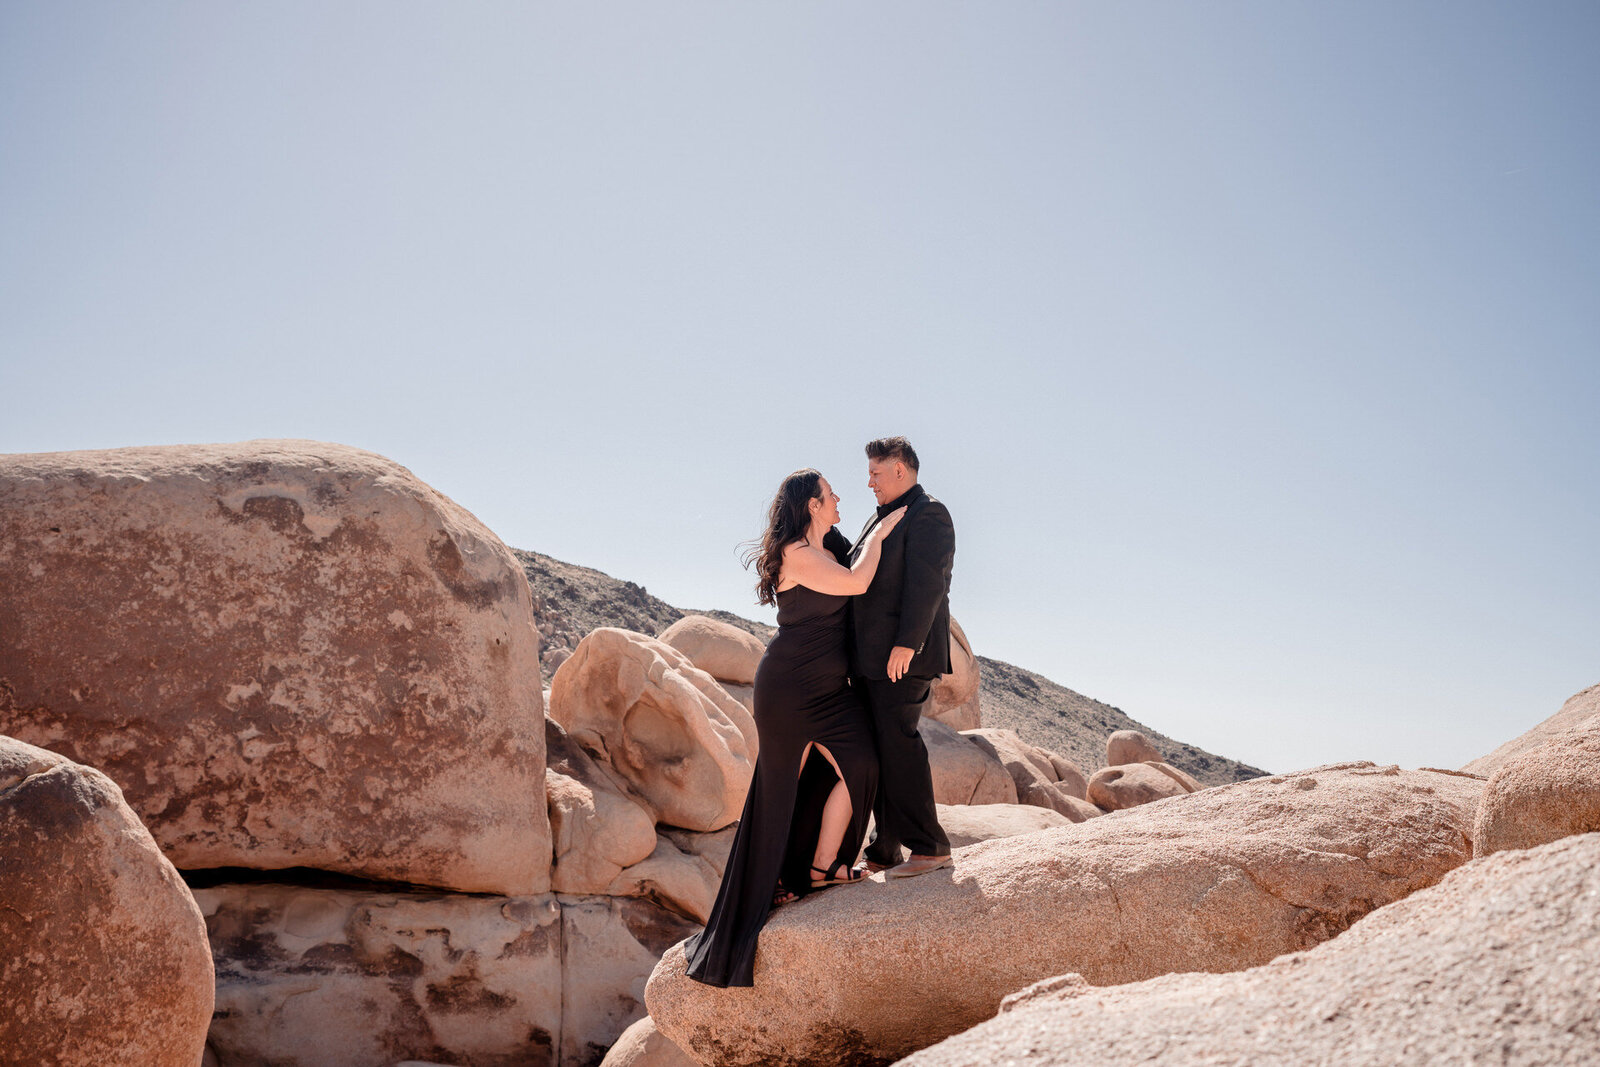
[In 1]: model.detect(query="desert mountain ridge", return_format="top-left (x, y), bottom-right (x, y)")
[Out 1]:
top-left (514, 547), bottom-right (1268, 787)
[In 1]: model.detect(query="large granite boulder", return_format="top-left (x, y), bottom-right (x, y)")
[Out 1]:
top-left (1, 736), bottom-right (214, 1066)
top-left (927, 617), bottom-right (980, 730)
top-left (1474, 714), bottom-right (1600, 857)
top-left (1038, 748), bottom-right (1089, 800)
top-left (599, 1016), bottom-right (698, 1067)
top-left (937, 802), bottom-right (1071, 847)
top-left (1144, 759), bottom-right (1202, 793)
top-left (0, 440), bottom-right (548, 894)
top-left (546, 718), bottom-right (659, 894)
top-left (606, 834), bottom-right (724, 924)
top-left (1086, 762), bottom-right (1190, 810)
top-left (1105, 729), bottom-right (1162, 766)
top-left (964, 728), bottom-right (1096, 819)
top-left (1463, 681), bottom-right (1600, 777)
top-left (645, 763), bottom-right (1482, 1067)
top-left (200, 884), bottom-right (697, 1067)
top-left (903, 831), bottom-right (1600, 1067)
top-left (657, 615), bottom-right (765, 687)
top-left (921, 718), bottom-right (1016, 806)
top-left (551, 628), bottom-right (756, 832)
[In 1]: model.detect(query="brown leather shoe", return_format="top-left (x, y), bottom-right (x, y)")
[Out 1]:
top-left (862, 858), bottom-right (895, 875)
top-left (887, 853), bottom-right (951, 878)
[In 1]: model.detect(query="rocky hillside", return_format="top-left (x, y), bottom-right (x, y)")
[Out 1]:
top-left (515, 548), bottom-right (1267, 786)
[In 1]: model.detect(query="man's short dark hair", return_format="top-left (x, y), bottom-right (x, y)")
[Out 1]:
top-left (865, 436), bottom-right (919, 472)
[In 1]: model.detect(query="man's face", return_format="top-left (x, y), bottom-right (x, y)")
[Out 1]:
top-left (867, 458), bottom-right (906, 506)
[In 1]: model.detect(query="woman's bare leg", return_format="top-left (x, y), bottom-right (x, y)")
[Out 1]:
top-left (807, 743), bottom-right (854, 875)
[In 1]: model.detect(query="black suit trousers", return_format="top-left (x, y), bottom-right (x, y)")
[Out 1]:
top-left (860, 675), bottom-right (950, 863)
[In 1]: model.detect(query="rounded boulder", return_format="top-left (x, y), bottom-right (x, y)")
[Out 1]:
top-left (657, 614), bottom-right (766, 686)
top-left (0, 440), bottom-right (548, 894)
top-left (551, 628), bottom-right (756, 832)
top-left (1088, 762), bottom-right (1191, 810)
top-left (1, 735), bottom-right (214, 1065)
top-left (1474, 715), bottom-right (1600, 858)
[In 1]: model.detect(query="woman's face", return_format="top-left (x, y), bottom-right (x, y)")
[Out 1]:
top-left (812, 477), bottom-right (841, 527)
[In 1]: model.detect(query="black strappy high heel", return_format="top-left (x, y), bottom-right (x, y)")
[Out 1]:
top-left (810, 861), bottom-right (866, 888)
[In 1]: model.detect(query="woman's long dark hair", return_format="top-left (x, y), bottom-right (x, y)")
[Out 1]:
top-left (741, 468), bottom-right (823, 606)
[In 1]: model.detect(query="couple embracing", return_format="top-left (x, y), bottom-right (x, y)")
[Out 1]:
top-left (685, 436), bottom-right (956, 988)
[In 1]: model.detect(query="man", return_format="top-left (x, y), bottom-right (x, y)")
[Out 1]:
top-left (842, 435), bottom-right (955, 878)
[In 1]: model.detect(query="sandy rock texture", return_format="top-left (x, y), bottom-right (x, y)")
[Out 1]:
top-left (551, 628), bottom-right (756, 832)
top-left (937, 802), bottom-right (1071, 847)
top-left (927, 617), bottom-right (981, 731)
top-left (0, 440), bottom-right (548, 894)
top-left (1474, 714), bottom-right (1600, 857)
top-left (903, 831), bottom-right (1600, 1067)
top-left (1463, 682), bottom-right (1600, 777)
top-left (599, 1016), bottom-right (699, 1067)
top-left (1086, 762), bottom-right (1191, 810)
top-left (645, 763), bottom-right (1481, 1067)
top-left (658, 615), bottom-right (765, 687)
top-left (200, 884), bottom-right (697, 1067)
top-left (1, 735), bottom-right (214, 1066)
top-left (921, 719), bottom-right (1017, 806)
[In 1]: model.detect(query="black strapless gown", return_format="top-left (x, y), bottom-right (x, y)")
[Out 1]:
top-left (682, 583), bottom-right (879, 987)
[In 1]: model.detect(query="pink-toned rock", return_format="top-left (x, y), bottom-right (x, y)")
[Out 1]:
top-left (1463, 682), bottom-right (1600, 777)
top-left (607, 834), bottom-right (723, 924)
top-left (903, 832), bottom-right (1600, 1067)
top-left (1041, 749), bottom-right (1089, 800)
top-left (1474, 715), bottom-right (1600, 858)
top-left (937, 802), bottom-right (1072, 846)
top-left (922, 718), bottom-right (1017, 806)
top-left (1087, 762), bottom-right (1190, 810)
top-left (1034, 787), bottom-right (1104, 822)
top-left (928, 617), bottom-right (981, 730)
top-left (599, 1015), bottom-right (699, 1067)
top-left (551, 628), bottom-right (756, 832)
top-left (0, 440), bottom-right (548, 894)
top-left (1, 735), bottom-right (214, 1066)
top-left (1106, 729), bottom-right (1162, 766)
top-left (200, 884), bottom-right (697, 1067)
top-left (658, 615), bottom-right (766, 686)
top-left (201, 885), bottom-right (562, 1067)
top-left (645, 763), bottom-right (1480, 1067)
top-left (662, 824), bottom-right (737, 880)
top-left (546, 718), bottom-right (659, 894)
top-left (1144, 760), bottom-right (1202, 793)
top-left (962, 728), bottom-right (1089, 817)
top-left (720, 681), bottom-right (755, 717)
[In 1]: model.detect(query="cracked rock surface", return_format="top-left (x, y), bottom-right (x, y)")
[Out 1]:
top-left (645, 762), bottom-right (1481, 1067)
top-left (903, 831), bottom-right (1600, 1067)
top-left (200, 884), bottom-right (698, 1067)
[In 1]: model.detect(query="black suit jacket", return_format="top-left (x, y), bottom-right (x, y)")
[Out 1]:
top-left (830, 483), bottom-right (955, 681)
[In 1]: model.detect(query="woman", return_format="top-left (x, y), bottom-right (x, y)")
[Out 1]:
top-left (683, 468), bottom-right (905, 988)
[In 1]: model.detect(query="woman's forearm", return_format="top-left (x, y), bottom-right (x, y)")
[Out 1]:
top-left (848, 532), bottom-right (884, 591)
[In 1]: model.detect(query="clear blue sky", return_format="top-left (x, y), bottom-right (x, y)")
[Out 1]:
top-left (4, 3), bottom-right (1596, 774)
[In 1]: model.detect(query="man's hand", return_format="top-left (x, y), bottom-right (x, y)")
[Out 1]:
top-left (886, 646), bottom-right (915, 682)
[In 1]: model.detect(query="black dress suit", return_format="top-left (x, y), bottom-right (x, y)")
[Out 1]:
top-left (832, 482), bottom-right (955, 862)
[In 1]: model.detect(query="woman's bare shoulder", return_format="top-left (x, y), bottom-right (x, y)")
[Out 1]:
top-left (776, 540), bottom-right (815, 591)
